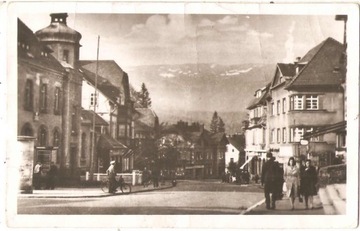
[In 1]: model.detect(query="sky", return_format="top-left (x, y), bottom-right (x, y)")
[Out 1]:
top-left (18, 12), bottom-right (344, 69)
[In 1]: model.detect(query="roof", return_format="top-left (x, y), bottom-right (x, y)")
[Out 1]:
top-left (134, 108), bottom-right (158, 129)
top-left (286, 37), bottom-right (345, 90)
top-left (81, 109), bottom-right (108, 126)
top-left (277, 63), bottom-right (296, 77)
top-left (80, 67), bottom-right (120, 102)
top-left (227, 135), bottom-right (245, 151)
top-left (246, 83), bottom-right (270, 110)
top-left (18, 19), bottom-right (65, 74)
top-left (97, 134), bottom-right (128, 150)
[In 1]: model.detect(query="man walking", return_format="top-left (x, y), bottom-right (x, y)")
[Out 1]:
top-left (261, 152), bottom-right (281, 209)
top-left (106, 161), bottom-right (117, 193)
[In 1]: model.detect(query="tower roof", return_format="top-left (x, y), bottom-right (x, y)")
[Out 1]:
top-left (35, 13), bottom-right (82, 44)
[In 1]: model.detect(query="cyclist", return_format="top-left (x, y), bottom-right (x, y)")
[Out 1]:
top-left (106, 160), bottom-right (117, 193)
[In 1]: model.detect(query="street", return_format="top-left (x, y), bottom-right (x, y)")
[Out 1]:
top-left (17, 180), bottom-right (264, 215)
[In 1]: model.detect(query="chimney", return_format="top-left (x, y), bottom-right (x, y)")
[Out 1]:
top-left (295, 57), bottom-right (301, 74)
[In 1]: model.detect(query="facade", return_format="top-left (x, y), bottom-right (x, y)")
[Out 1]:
top-left (225, 134), bottom-right (245, 173)
top-left (244, 84), bottom-right (270, 176)
top-left (18, 19), bottom-right (66, 174)
top-left (34, 13), bottom-right (83, 178)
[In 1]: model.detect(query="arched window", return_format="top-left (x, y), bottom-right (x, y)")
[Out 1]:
top-left (53, 129), bottom-right (60, 147)
top-left (81, 133), bottom-right (86, 159)
top-left (38, 125), bottom-right (47, 147)
top-left (54, 87), bottom-right (61, 114)
top-left (39, 83), bottom-right (47, 113)
top-left (24, 79), bottom-right (33, 111)
top-left (21, 123), bottom-right (33, 136)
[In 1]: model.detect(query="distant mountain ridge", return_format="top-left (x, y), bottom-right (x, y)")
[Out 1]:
top-left (126, 63), bottom-right (275, 134)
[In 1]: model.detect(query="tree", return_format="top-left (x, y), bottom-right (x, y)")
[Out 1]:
top-left (217, 117), bottom-right (225, 133)
top-left (210, 111), bottom-right (219, 133)
top-left (210, 111), bottom-right (226, 133)
top-left (138, 83), bottom-right (152, 108)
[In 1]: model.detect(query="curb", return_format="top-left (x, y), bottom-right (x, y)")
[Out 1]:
top-left (240, 198), bottom-right (265, 215)
top-left (18, 185), bottom-right (174, 199)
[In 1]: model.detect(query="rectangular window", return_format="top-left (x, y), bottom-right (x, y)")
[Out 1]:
top-left (282, 128), bottom-right (287, 143)
top-left (71, 106), bottom-right (77, 135)
top-left (290, 95), bottom-right (303, 110)
top-left (271, 129), bottom-right (276, 143)
top-left (271, 102), bottom-right (275, 116)
top-left (305, 95), bottom-right (319, 110)
top-left (63, 49), bottom-right (69, 63)
top-left (282, 98), bottom-right (286, 113)
top-left (118, 124), bottom-right (126, 137)
top-left (277, 100), bottom-right (280, 115)
top-left (277, 128), bottom-right (281, 143)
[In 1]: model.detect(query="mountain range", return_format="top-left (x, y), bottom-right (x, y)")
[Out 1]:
top-left (126, 63), bottom-right (275, 134)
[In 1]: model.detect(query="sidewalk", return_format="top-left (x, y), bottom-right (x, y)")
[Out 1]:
top-left (243, 195), bottom-right (325, 215)
top-left (18, 182), bottom-right (174, 198)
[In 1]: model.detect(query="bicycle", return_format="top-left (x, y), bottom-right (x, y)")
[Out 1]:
top-left (100, 177), bottom-right (132, 194)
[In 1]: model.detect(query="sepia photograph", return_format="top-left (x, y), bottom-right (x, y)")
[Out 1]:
top-left (2, 1), bottom-right (359, 230)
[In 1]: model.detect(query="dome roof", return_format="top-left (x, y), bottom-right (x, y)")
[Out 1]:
top-left (35, 13), bottom-right (81, 44)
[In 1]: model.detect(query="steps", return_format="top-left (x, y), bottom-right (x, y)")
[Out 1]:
top-left (318, 183), bottom-right (346, 215)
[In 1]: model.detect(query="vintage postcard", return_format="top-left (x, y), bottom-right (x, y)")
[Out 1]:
top-left (2, 1), bottom-right (359, 230)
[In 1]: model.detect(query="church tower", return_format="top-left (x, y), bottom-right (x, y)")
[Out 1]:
top-left (36, 13), bottom-right (83, 178)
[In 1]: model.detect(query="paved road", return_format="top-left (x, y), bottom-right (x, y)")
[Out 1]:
top-left (18, 180), bottom-right (264, 215)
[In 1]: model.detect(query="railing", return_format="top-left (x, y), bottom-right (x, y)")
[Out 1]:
top-left (317, 164), bottom-right (346, 188)
top-left (80, 171), bottom-right (143, 186)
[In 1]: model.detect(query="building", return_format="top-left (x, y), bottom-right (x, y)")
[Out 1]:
top-left (34, 13), bottom-right (84, 178)
top-left (244, 84), bottom-right (271, 176)
top-left (225, 134), bottom-right (245, 173)
top-left (18, 18), bottom-right (66, 174)
top-left (267, 37), bottom-right (345, 168)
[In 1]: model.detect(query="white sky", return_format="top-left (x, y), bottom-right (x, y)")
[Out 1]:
top-left (15, 4), bottom-right (345, 69)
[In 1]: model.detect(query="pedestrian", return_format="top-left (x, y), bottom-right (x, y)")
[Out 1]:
top-left (284, 157), bottom-right (300, 210)
top-left (152, 167), bottom-right (159, 188)
top-left (106, 160), bottom-right (117, 193)
top-left (33, 161), bottom-right (42, 190)
top-left (301, 159), bottom-right (318, 209)
top-left (47, 162), bottom-right (58, 190)
top-left (142, 167), bottom-right (150, 187)
top-left (299, 159), bottom-right (306, 202)
top-left (261, 152), bottom-right (282, 209)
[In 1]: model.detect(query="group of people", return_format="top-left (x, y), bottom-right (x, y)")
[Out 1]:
top-left (33, 161), bottom-right (58, 190)
top-left (222, 170), bottom-right (250, 184)
top-left (142, 167), bottom-right (163, 188)
top-left (261, 152), bottom-right (318, 210)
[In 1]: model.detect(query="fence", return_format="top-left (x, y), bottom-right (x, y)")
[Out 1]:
top-left (80, 170), bottom-right (143, 186)
top-left (317, 164), bottom-right (346, 188)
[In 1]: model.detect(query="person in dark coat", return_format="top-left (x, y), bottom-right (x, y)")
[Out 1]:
top-left (261, 152), bottom-right (282, 209)
top-left (301, 159), bottom-right (318, 209)
top-left (47, 162), bottom-right (58, 189)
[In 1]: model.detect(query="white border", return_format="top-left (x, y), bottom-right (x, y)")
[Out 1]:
top-left (2, 1), bottom-right (359, 230)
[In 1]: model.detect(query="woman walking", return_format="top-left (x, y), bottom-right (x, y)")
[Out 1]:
top-left (301, 159), bottom-right (318, 209)
top-left (284, 157), bottom-right (300, 210)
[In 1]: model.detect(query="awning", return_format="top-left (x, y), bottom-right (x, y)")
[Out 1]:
top-left (303, 121), bottom-right (346, 139)
top-left (97, 134), bottom-right (128, 150)
top-left (240, 156), bottom-right (254, 169)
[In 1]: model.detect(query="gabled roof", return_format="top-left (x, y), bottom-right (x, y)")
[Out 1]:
top-left (134, 108), bottom-right (158, 129)
top-left (278, 63), bottom-right (296, 77)
top-left (81, 109), bottom-right (108, 126)
top-left (286, 37), bottom-right (345, 90)
top-left (227, 135), bottom-right (245, 151)
top-left (78, 60), bottom-right (131, 103)
top-left (18, 19), bottom-right (65, 74)
top-left (246, 83), bottom-right (270, 110)
top-left (97, 134), bottom-right (128, 150)
top-left (80, 67), bottom-right (120, 102)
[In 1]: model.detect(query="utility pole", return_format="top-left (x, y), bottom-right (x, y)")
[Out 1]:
top-left (89, 36), bottom-right (100, 181)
